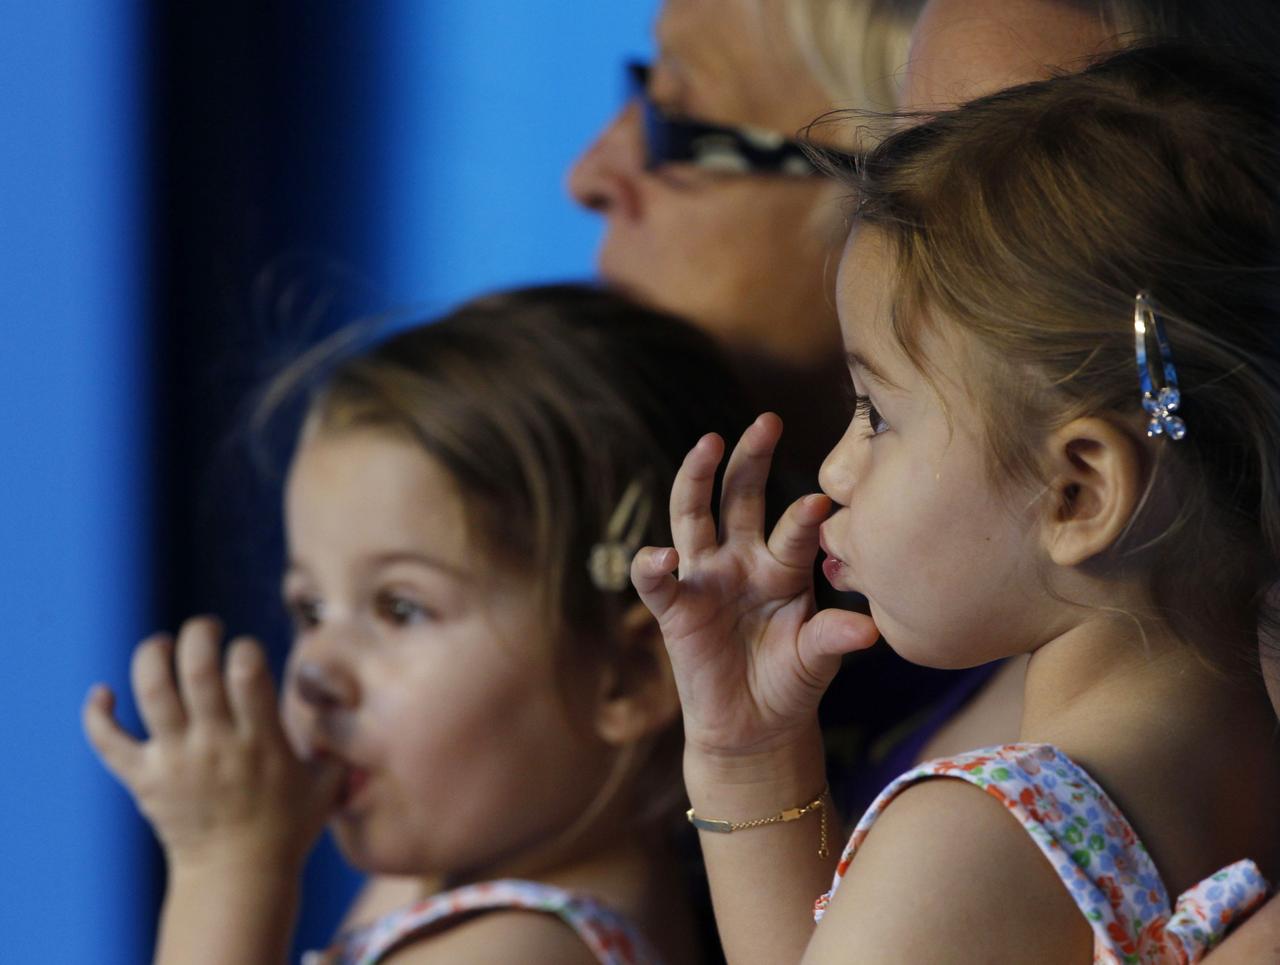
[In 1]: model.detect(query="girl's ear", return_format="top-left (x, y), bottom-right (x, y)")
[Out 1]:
top-left (1040, 417), bottom-right (1145, 567)
top-left (592, 601), bottom-right (681, 746)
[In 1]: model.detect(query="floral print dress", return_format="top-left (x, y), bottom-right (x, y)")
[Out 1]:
top-left (815, 744), bottom-right (1269, 963)
top-left (308, 878), bottom-right (663, 965)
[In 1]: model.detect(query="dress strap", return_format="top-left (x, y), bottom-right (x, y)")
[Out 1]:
top-left (815, 743), bottom-right (1269, 963)
top-left (314, 878), bottom-right (662, 965)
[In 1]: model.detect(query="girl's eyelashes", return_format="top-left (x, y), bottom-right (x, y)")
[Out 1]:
top-left (852, 392), bottom-right (890, 437)
top-left (281, 587), bottom-right (440, 633)
top-left (840, 377), bottom-right (859, 415)
top-left (284, 593), bottom-right (323, 633)
top-left (374, 589), bottom-right (436, 628)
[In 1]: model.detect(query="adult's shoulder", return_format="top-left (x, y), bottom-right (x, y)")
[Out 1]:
top-left (804, 776), bottom-right (1092, 964)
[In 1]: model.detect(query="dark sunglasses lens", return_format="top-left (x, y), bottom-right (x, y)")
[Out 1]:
top-left (622, 60), bottom-right (832, 176)
top-left (627, 61), bottom-right (649, 94)
top-left (625, 61), bottom-right (678, 169)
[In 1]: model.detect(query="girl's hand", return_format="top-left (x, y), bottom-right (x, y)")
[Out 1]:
top-left (631, 414), bottom-right (879, 768)
top-left (83, 616), bottom-right (342, 877)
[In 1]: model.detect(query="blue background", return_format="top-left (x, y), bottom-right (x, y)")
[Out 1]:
top-left (0, 3), bottom-right (655, 961)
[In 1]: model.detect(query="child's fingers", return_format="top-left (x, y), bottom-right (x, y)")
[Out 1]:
top-left (669, 434), bottom-right (726, 562)
top-left (82, 684), bottom-right (142, 780)
top-left (224, 636), bottom-right (283, 739)
top-left (797, 608), bottom-right (880, 680)
top-left (175, 616), bottom-right (231, 725)
top-left (630, 546), bottom-right (681, 621)
top-left (719, 413), bottom-right (782, 542)
top-left (766, 493), bottom-right (830, 572)
top-left (131, 634), bottom-right (187, 737)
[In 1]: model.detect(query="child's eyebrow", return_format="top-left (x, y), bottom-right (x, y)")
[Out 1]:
top-left (281, 552), bottom-right (473, 583)
top-left (845, 350), bottom-right (898, 389)
top-left (368, 551), bottom-right (472, 581)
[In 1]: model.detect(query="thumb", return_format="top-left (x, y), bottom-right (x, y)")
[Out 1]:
top-left (630, 545), bottom-right (681, 622)
top-left (798, 608), bottom-right (880, 681)
top-left (308, 752), bottom-right (345, 798)
top-left (304, 752), bottom-right (348, 812)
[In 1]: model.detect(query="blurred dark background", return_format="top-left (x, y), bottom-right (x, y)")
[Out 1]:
top-left (1, 3), bottom-right (654, 960)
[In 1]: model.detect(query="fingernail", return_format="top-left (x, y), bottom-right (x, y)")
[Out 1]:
top-left (804, 494), bottom-right (830, 514)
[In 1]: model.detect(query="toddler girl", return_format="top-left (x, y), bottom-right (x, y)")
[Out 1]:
top-left (83, 285), bottom-right (753, 964)
top-left (633, 46), bottom-right (1280, 963)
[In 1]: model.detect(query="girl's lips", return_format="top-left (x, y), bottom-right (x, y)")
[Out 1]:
top-left (818, 526), bottom-right (851, 589)
top-left (821, 555), bottom-right (847, 589)
top-left (338, 766), bottom-right (371, 812)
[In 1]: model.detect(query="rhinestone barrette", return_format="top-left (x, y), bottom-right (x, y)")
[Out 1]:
top-left (1133, 291), bottom-right (1187, 441)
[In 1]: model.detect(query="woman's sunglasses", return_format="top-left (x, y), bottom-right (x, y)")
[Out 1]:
top-left (627, 61), bottom-right (857, 177)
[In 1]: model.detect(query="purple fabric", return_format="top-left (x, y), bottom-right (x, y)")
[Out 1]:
top-left (839, 660), bottom-right (1004, 821)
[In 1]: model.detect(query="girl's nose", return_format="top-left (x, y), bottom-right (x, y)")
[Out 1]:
top-left (290, 657), bottom-right (359, 711)
top-left (818, 422), bottom-right (861, 506)
top-left (566, 102), bottom-right (645, 222)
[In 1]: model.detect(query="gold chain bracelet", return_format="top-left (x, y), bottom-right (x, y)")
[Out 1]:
top-left (686, 786), bottom-right (830, 858)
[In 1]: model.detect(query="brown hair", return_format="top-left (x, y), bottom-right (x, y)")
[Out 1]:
top-left (280, 284), bottom-right (753, 820)
top-left (843, 46), bottom-right (1280, 669)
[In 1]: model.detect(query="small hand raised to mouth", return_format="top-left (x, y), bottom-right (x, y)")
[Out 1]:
top-left (82, 615), bottom-right (344, 870)
top-left (629, 412), bottom-right (879, 766)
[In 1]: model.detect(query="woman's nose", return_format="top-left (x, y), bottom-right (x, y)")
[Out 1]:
top-left (566, 101), bottom-right (645, 222)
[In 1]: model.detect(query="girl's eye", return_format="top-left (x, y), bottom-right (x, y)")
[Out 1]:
top-left (853, 393), bottom-right (890, 437)
top-left (374, 591), bottom-right (434, 627)
top-left (285, 595), bottom-right (323, 633)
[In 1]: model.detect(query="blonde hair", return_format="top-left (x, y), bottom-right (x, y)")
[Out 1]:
top-left (786, 0), bottom-right (923, 110)
top-left (845, 46), bottom-right (1280, 669)
top-left (741, 0), bottom-right (923, 110)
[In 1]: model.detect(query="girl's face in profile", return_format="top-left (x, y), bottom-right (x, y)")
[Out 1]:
top-left (280, 428), bottom-right (612, 880)
top-left (817, 229), bottom-right (1053, 669)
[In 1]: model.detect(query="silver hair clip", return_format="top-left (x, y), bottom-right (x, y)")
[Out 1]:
top-left (1133, 291), bottom-right (1187, 441)
top-left (587, 479), bottom-right (651, 592)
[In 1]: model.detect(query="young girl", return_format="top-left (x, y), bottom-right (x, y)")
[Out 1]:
top-left (82, 285), bottom-right (754, 964)
top-left (632, 45), bottom-right (1280, 963)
